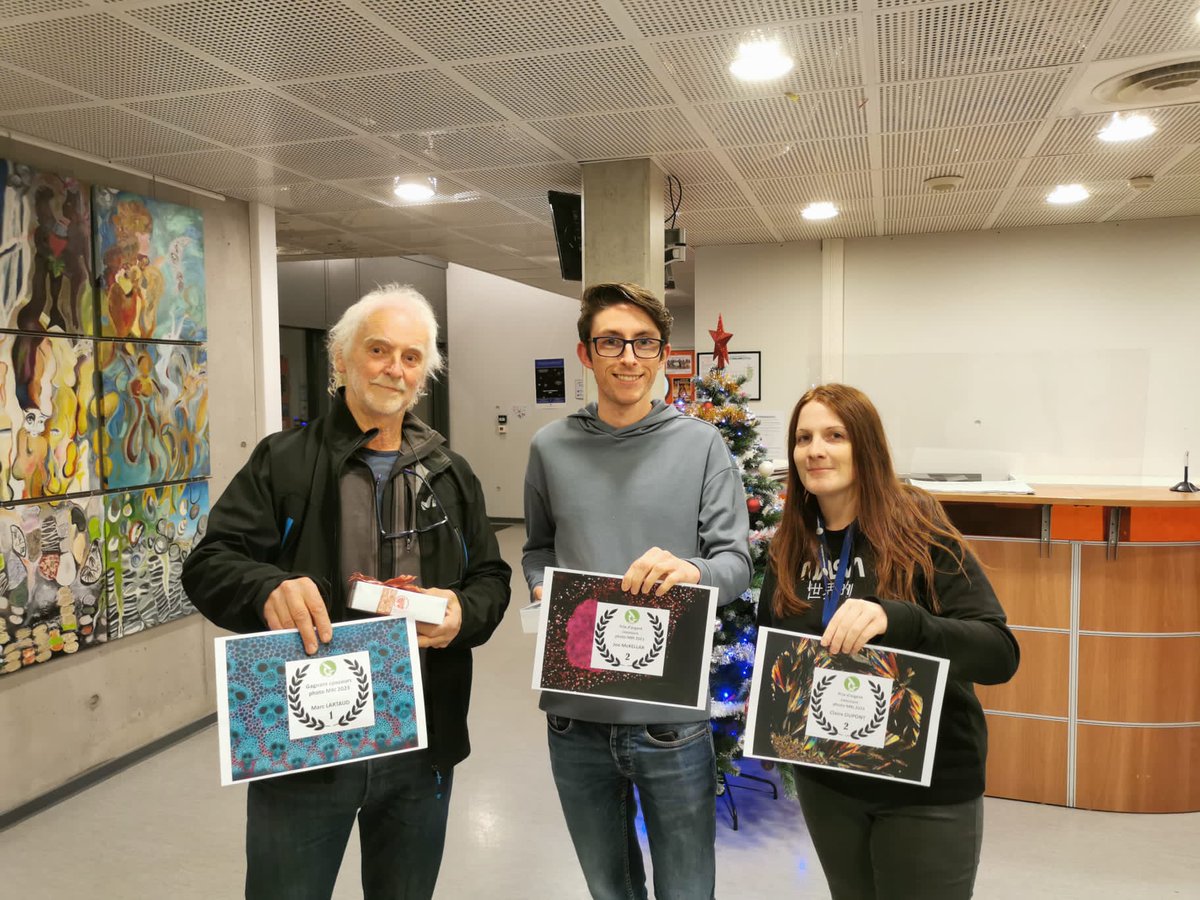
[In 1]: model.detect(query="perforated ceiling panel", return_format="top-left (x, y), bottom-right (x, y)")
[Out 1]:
top-left (877, 0), bottom-right (1107, 82)
top-left (652, 17), bottom-right (861, 104)
top-left (0, 67), bottom-right (88, 112)
top-left (456, 46), bottom-right (670, 119)
top-left (529, 107), bottom-right (704, 158)
top-left (698, 91), bottom-right (869, 146)
top-left (1038, 105), bottom-right (1200, 156)
top-left (360, 0), bottom-right (623, 60)
top-left (1, 0), bottom-right (86, 18)
top-left (653, 151), bottom-right (732, 184)
top-left (767, 202), bottom-right (875, 240)
top-left (1168, 147), bottom-right (1200, 175)
top-left (750, 171), bottom-right (873, 205)
top-left (884, 190), bottom-right (1002, 219)
top-left (251, 139), bottom-right (416, 180)
top-left (453, 222), bottom-right (558, 245)
top-left (238, 181), bottom-right (378, 213)
top-left (882, 122), bottom-right (1040, 168)
top-left (120, 148), bottom-right (305, 191)
top-left (728, 137), bottom-right (870, 179)
top-left (130, 89), bottom-right (351, 147)
top-left (673, 181), bottom-right (751, 210)
top-left (991, 206), bottom-right (1112, 229)
top-left (883, 159), bottom-right (1017, 196)
top-left (0, 13), bottom-right (245, 99)
top-left (1096, 0), bottom-right (1200, 60)
top-left (881, 69), bottom-right (1071, 131)
top-left (504, 197), bottom-right (556, 221)
top-left (882, 214), bottom-right (990, 235)
top-left (2, 106), bottom-right (216, 159)
top-left (451, 163), bottom-right (581, 200)
top-left (383, 126), bottom-right (562, 171)
top-left (620, 0), bottom-right (857, 37)
top-left (128, 0), bottom-right (424, 82)
top-left (1019, 148), bottom-right (1184, 185)
top-left (1117, 197), bottom-right (1200, 218)
top-left (404, 199), bottom-right (533, 227)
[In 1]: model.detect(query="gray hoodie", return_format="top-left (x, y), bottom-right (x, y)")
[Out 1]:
top-left (523, 400), bottom-right (751, 725)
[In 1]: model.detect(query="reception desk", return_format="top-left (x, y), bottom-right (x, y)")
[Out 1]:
top-left (934, 485), bottom-right (1200, 813)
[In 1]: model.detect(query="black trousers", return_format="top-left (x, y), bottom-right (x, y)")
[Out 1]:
top-left (797, 775), bottom-right (984, 900)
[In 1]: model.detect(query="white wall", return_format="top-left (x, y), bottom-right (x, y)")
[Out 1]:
top-left (693, 241), bottom-right (824, 428)
top-left (0, 138), bottom-right (261, 814)
top-left (841, 218), bottom-right (1200, 481)
top-left (446, 264), bottom-right (584, 518)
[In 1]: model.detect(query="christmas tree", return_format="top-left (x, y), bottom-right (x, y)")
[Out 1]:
top-left (677, 362), bottom-right (783, 776)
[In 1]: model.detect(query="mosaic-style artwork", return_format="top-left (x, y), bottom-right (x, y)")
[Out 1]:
top-left (98, 340), bottom-right (209, 489)
top-left (0, 160), bottom-right (95, 335)
top-left (93, 186), bottom-right (205, 342)
top-left (0, 332), bottom-right (97, 500)
top-left (0, 497), bottom-right (106, 676)
top-left (103, 480), bottom-right (208, 639)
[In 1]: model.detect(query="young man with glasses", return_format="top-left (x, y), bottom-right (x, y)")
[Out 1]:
top-left (523, 282), bottom-right (751, 900)
top-left (183, 283), bottom-right (511, 900)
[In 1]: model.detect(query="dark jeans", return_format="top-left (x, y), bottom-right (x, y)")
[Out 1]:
top-left (547, 715), bottom-right (717, 900)
top-left (796, 775), bottom-right (983, 900)
top-left (245, 750), bottom-right (453, 900)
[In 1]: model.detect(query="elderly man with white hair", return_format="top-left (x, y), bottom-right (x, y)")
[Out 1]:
top-left (183, 283), bottom-right (511, 900)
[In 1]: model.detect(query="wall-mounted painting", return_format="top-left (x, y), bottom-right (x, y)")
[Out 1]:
top-left (0, 333), bottom-right (97, 500)
top-left (98, 340), bottom-right (209, 490)
top-left (0, 160), bottom-right (95, 335)
top-left (93, 187), bottom-right (206, 342)
top-left (0, 497), bottom-right (106, 676)
top-left (103, 480), bottom-right (208, 639)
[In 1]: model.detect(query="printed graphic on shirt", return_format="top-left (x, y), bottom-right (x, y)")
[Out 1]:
top-left (590, 603), bottom-right (669, 676)
top-left (804, 667), bottom-right (892, 748)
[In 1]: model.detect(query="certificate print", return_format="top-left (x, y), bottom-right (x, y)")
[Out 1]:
top-left (745, 628), bottom-right (948, 786)
top-left (532, 567), bottom-right (717, 711)
top-left (285, 651), bottom-right (375, 740)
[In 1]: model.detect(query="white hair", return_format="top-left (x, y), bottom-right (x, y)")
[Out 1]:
top-left (326, 283), bottom-right (443, 396)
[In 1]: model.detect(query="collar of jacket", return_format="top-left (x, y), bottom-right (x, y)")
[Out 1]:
top-left (324, 388), bottom-right (451, 474)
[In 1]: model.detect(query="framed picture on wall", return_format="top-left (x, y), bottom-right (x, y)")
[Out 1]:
top-left (696, 351), bottom-right (761, 401)
top-left (665, 349), bottom-right (694, 376)
top-left (667, 376), bottom-right (694, 404)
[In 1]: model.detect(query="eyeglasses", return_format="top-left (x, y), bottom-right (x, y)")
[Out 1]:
top-left (377, 468), bottom-right (449, 542)
top-left (590, 336), bottom-right (665, 359)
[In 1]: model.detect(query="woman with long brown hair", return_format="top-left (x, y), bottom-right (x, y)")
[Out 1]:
top-left (758, 384), bottom-right (1019, 899)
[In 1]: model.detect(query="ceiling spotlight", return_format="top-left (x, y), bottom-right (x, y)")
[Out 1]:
top-left (393, 177), bottom-right (436, 202)
top-left (1097, 112), bottom-right (1157, 142)
top-left (1046, 184), bottom-right (1090, 205)
top-left (729, 38), bottom-right (794, 82)
top-left (801, 201), bottom-right (839, 220)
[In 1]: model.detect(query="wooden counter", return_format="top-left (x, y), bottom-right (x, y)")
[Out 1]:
top-left (931, 485), bottom-right (1200, 813)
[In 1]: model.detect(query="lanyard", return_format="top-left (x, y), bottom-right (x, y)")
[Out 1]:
top-left (817, 517), bottom-right (856, 628)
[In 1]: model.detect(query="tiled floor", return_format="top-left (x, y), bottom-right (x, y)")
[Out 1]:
top-left (2, 526), bottom-right (1196, 898)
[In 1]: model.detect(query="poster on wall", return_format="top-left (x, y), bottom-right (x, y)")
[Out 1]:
top-left (98, 340), bottom-right (210, 489)
top-left (535, 358), bottom-right (566, 404)
top-left (0, 333), bottom-right (98, 500)
top-left (696, 351), bottom-right (761, 401)
top-left (0, 497), bottom-right (106, 676)
top-left (0, 160), bottom-right (95, 335)
top-left (92, 186), bottom-right (206, 342)
top-left (103, 480), bottom-right (208, 639)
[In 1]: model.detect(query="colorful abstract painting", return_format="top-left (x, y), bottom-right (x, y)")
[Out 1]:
top-left (0, 332), bottom-right (97, 500)
top-left (0, 159), bottom-right (95, 335)
top-left (0, 497), bottom-right (106, 676)
top-left (98, 340), bottom-right (209, 489)
top-left (93, 186), bottom-right (205, 342)
top-left (103, 480), bottom-right (208, 639)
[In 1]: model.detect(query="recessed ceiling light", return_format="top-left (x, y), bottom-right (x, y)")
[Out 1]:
top-left (1046, 184), bottom-right (1089, 205)
top-left (394, 178), bottom-right (435, 202)
top-left (801, 201), bottom-right (839, 220)
top-left (729, 38), bottom-right (794, 82)
top-left (1097, 112), bottom-right (1157, 142)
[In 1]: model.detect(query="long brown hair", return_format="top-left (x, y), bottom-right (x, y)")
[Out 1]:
top-left (768, 383), bottom-right (970, 618)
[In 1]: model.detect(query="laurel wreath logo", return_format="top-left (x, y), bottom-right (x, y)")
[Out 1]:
top-left (287, 664), bottom-right (326, 732)
top-left (849, 681), bottom-right (888, 741)
top-left (592, 608), bottom-right (666, 670)
top-left (336, 658), bottom-right (371, 727)
top-left (809, 673), bottom-right (838, 735)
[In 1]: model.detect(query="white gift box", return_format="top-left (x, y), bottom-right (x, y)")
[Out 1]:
top-left (347, 580), bottom-right (448, 625)
top-left (519, 602), bottom-right (542, 634)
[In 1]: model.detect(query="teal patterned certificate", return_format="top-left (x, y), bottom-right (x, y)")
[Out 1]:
top-left (215, 616), bottom-right (425, 785)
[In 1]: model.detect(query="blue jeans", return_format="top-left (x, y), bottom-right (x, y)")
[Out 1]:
top-left (547, 715), bottom-right (717, 900)
top-left (245, 750), bottom-right (453, 900)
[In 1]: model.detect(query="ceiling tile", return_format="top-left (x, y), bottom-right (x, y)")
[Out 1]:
top-left (882, 121), bottom-right (1041, 168)
top-left (1096, 0), bottom-right (1200, 59)
top-left (3, 105), bottom-right (217, 158)
top-left (407, 199), bottom-right (534, 227)
top-left (383, 126), bottom-right (562, 171)
top-left (0, 66), bottom-right (89, 111)
top-left (728, 137), bottom-right (870, 178)
top-left (248, 139), bottom-right (417, 180)
top-left (674, 181), bottom-right (752, 210)
top-left (0, 0), bottom-right (87, 17)
top-left (0, 12), bottom-right (245, 99)
top-left (1019, 148), bottom-right (1184, 186)
top-left (881, 69), bottom-right (1071, 131)
top-left (883, 190), bottom-right (1002, 219)
top-left (530, 107), bottom-right (704, 158)
top-left (118, 148), bottom-right (305, 190)
top-left (883, 159), bottom-right (1018, 195)
top-left (128, 0), bottom-right (423, 82)
top-left (620, 0), bottom-right (856, 37)
top-left (129, 89), bottom-right (351, 147)
top-left (654, 150), bottom-right (733, 184)
top-left (1038, 105), bottom-right (1200, 156)
top-left (1116, 197), bottom-right (1200, 218)
top-left (881, 214), bottom-right (990, 235)
top-left (750, 171), bottom-right (873, 205)
top-left (697, 90), bottom-right (869, 146)
top-left (446, 163), bottom-right (581, 201)
top-left (676, 207), bottom-right (776, 245)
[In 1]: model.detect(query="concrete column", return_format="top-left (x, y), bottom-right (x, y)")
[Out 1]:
top-left (581, 158), bottom-right (665, 298)
top-left (248, 201), bottom-right (282, 438)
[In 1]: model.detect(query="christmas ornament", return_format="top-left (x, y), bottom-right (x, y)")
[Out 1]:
top-left (708, 315), bottom-right (733, 369)
top-left (747, 497), bottom-right (762, 514)
top-left (758, 460), bottom-right (775, 477)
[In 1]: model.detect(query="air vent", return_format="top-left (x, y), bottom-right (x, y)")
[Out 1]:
top-left (1094, 61), bottom-right (1200, 104)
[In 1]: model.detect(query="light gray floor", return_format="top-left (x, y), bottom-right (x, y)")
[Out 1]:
top-left (3, 526), bottom-right (1197, 898)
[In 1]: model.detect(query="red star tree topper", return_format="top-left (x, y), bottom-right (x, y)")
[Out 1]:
top-left (708, 314), bottom-right (733, 369)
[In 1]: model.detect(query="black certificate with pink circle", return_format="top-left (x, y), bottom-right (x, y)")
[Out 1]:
top-left (530, 567), bottom-right (719, 711)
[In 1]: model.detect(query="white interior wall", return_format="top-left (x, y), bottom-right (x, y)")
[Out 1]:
top-left (446, 264), bottom-right (583, 519)
top-left (841, 218), bottom-right (1200, 481)
top-left (0, 139), bottom-right (260, 814)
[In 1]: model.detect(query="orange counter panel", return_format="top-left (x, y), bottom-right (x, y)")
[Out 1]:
top-left (984, 715), bottom-right (1067, 806)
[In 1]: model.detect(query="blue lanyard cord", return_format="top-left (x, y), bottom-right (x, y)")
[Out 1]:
top-left (817, 518), bottom-right (856, 628)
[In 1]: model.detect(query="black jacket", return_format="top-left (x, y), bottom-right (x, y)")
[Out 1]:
top-left (182, 392), bottom-right (512, 769)
top-left (758, 527), bottom-right (1019, 806)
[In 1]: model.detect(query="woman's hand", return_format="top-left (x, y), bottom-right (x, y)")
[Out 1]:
top-left (821, 598), bottom-right (887, 655)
